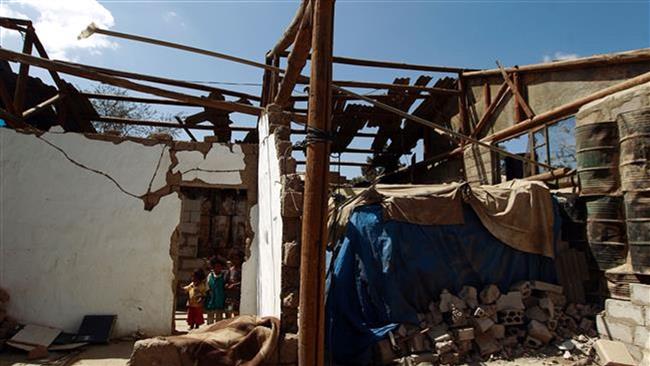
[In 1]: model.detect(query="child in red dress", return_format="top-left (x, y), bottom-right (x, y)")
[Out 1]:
top-left (183, 269), bottom-right (207, 329)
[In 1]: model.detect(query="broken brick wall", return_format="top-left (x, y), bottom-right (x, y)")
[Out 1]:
top-left (0, 128), bottom-right (258, 337)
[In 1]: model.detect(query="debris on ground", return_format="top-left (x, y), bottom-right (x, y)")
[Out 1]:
top-left (374, 282), bottom-right (601, 365)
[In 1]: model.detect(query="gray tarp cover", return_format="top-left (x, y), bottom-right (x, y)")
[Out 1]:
top-left (329, 180), bottom-right (555, 258)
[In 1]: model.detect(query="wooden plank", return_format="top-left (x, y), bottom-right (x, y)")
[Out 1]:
top-left (463, 48), bottom-right (650, 77)
top-left (268, 0), bottom-right (310, 57)
top-left (22, 93), bottom-right (62, 118)
top-left (175, 116), bottom-right (197, 141)
top-left (274, 1), bottom-right (312, 107)
top-left (485, 69), bottom-right (650, 142)
top-left (0, 48), bottom-right (286, 120)
top-left (58, 60), bottom-right (261, 102)
top-left (496, 62), bottom-right (534, 119)
top-left (471, 81), bottom-right (509, 138)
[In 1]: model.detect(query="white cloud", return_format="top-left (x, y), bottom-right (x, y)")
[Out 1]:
top-left (1, 0), bottom-right (117, 60)
top-left (162, 10), bottom-right (185, 27)
top-left (542, 51), bottom-right (579, 63)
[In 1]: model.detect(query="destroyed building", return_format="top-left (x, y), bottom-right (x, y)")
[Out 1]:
top-left (0, 4), bottom-right (649, 366)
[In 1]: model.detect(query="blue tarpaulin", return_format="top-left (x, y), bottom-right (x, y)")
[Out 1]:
top-left (325, 203), bottom-right (560, 365)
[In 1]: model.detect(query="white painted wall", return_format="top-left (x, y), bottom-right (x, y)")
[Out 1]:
top-left (0, 128), bottom-right (255, 336)
top-left (239, 204), bottom-right (258, 315)
top-left (256, 114), bottom-right (283, 317)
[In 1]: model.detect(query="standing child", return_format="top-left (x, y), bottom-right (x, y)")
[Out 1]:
top-left (183, 269), bottom-right (207, 329)
top-left (205, 258), bottom-right (226, 324)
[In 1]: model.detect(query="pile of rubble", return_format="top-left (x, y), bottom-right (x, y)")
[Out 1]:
top-left (0, 288), bottom-right (19, 351)
top-left (375, 281), bottom-right (600, 365)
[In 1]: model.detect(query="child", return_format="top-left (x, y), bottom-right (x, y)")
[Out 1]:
top-left (183, 269), bottom-right (207, 329)
top-left (205, 258), bottom-right (226, 324)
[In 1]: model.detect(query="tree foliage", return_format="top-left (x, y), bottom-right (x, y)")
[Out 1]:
top-left (89, 84), bottom-right (180, 138)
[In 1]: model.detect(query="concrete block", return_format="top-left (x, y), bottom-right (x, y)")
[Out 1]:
top-left (185, 235), bottom-right (198, 248)
top-left (439, 289), bottom-right (467, 312)
top-left (181, 258), bottom-right (205, 271)
top-left (189, 211), bottom-right (202, 223)
top-left (598, 314), bottom-right (635, 344)
top-left (281, 174), bottom-right (304, 192)
top-left (524, 336), bottom-right (544, 349)
top-left (634, 326), bottom-right (649, 348)
top-left (594, 339), bottom-right (636, 366)
top-left (282, 241), bottom-right (300, 268)
top-left (474, 317), bottom-right (494, 332)
top-left (631, 283), bottom-right (650, 306)
top-left (510, 281), bottom-right (532, 298)
top-left (455, 327), bottom-right (474, 341)
top-left (459, 286), bottom-right (478, 309)
top-left (530, 280), bottom-right (563, 294)
top-left (181, 210), bottom-right (191, 223)
top-left (526, 306), bottom-right (549, 322)
top-left (479, 284), bottom-right (500, 304)
top-left (178, 245), bottom-right (197, 257)
top-left (528, 320), bottom-right (553, 344)
top-left (279, 333), bottom-right (298, 364)
top-left (475, 332), bottom-right (500, 356)
top-left (606, 299), bottom-right (645, 325)
top-left (281, 190), bottom-right (303, 218)
top-left (496, 291), bottom-right (525, 311)
top-left (625, 344), bottom-right (644, 364)
top-left (489, 324), bottom-right (505, 339)
top-left (179, 223), bottom-right (198, 234)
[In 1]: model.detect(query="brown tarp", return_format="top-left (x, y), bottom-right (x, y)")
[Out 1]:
top-left (128, 316), bottom-right (279, 366)
top-left (329, 180), bottom-right (555, 258)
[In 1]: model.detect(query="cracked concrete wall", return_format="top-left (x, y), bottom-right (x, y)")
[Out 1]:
top-left (0, 128), bottom-right (256, 336)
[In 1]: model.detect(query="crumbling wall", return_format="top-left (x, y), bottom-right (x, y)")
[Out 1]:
top-left (0, 128), bottom-right (257, 337)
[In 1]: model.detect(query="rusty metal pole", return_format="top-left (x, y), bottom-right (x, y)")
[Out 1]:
top-left (298, 0), bottom-right (334, 365)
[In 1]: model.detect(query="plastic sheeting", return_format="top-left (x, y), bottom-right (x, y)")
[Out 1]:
top-left (325, 203), bottom-right (559, 365)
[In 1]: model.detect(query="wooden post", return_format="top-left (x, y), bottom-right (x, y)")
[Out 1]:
top-left (298, 0), bottom-right (333, 364)
top-left (457, 75), bottom-right (469, 141)
top-left (13, 27), bottom-right (33, 113)
top-left (512, 72), bottom-right (522, 122)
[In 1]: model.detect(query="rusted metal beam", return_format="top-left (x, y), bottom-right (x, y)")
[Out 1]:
top-left (91, 115), bottom-right (256, 132)
top-left (22, 93), bottom-right (63, 119)
top-left (496, 62), bottom-right (534, 119)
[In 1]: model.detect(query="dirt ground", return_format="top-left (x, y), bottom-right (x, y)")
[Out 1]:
top-left (0, 312), bottom-right (593, 366)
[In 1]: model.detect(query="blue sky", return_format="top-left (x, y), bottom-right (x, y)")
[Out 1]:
top-left (1, 0), bottom-right (649, 177)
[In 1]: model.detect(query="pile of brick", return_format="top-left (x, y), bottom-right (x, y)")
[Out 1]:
top-left (596, 283), bottom-right (650, 364)
top-left (374, 281), bottom-right (600, 365)
top-left (0, 288), bottom-right (19, 350)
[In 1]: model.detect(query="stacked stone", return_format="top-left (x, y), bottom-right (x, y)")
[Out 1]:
top-left (596, 283), bottom-right (650, 363)
top-left (0, 288), bottom-right (19, 350)
top-left (374, 281), bottom-right (600, 365)
top-left (266, 105), bottom-right (303, 345)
